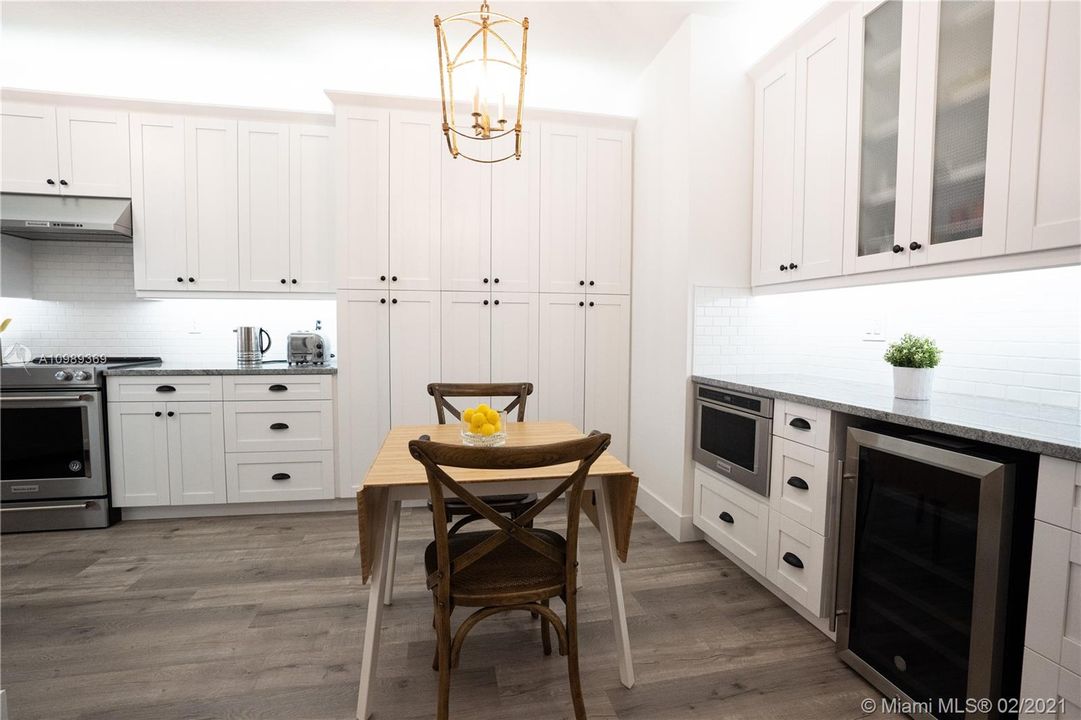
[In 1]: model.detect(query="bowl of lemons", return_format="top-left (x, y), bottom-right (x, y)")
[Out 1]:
top-left (460, 404), bottom-right (506, 447)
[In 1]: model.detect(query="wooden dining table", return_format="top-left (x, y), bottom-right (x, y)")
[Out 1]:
top-left (354, 420), bottom-right (639, 720)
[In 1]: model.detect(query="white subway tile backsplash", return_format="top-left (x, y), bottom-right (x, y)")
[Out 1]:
top-left (694, 266), bottom-right (1081, 408)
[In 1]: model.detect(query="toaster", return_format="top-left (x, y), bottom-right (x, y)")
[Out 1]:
top-left (287, 331), bottom-right (330, 365)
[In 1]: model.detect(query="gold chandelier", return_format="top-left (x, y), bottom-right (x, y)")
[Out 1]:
top-left (434, 1), bottom-right (529, 163)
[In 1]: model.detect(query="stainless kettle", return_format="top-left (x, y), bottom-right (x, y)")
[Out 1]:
top-left (235, 326), bottom-right (272, 365)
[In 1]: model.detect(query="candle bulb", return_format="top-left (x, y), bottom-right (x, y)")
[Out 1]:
top-left (498, 93), bottom-right (505, 124)
top-left (473, 87), bottom-right (480, 116)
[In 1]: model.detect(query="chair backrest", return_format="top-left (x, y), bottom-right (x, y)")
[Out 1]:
top-left (408, 431), bottom-right (611, 599)
top-left (427, 382), bottom-right (534, 424)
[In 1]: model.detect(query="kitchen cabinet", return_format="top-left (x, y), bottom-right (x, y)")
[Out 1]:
top-left (289, 124), bottom-right (335, 292)
top-left (694, 466), bottom-right (771, 576)
top-left (226, 451), bottom-right (335, 503)
top-left (389, 290), bottom-right (442, 424)
top-left (1020, 649), bottom-right (1081, 720)
top-left (166, 402), bottom-right (228, 505)
top-left (539, 124), bottom-right (588, 294)
top-left (184, 118), bottom-right (239, 291)
top-left (441, 144), bottom-right (493, 292)
top-left (490, 291), bottom-right (540, 421)
top-left (238, 121), bottom-right (291, 291)
top-left (491, 129), bottom-right (540, 293)
top-left (130, 113), bottom-right (190, 291)
top-left (751, 56), bottom-right (796, 285)
top-left (337, 106), bottom-right (390, 290)
top-left (1025, 521), bottom-right (1081, 676)
top-left (1004, 0), bottom-right (1081, 255)
top-left (1, 102), bottom-right (130, 197)
top-left (538, 293), bottom-right (587, 428)
top-left (585, 128), bottom-right (633, 294)
top-left (389, 111), bottom-right (441, 291)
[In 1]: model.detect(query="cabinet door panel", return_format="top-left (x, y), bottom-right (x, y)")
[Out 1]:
top-left (130, 113), bottom-right (188, 291)
top-left (491, 129), bottom-right (539, 293)
top-left (336, 290), bottom-right (390, 497)
top-left (792, 15), bottom-right (848, 281)
top-left (167, 401), bottom-right (226, 505)
top-left (440, 292), bottom-right (492, 384)
top-left (539, 124), bottom-right (587, 293)
top-left (107, 402), bottom-right (170, 507)
top-left (389, 290), bottom-right (441, 425)
top-left (56, 107), bottom-right (130, 197)
top-left (538, 293), bottom-right (585, 429)
top-left (1025, 521), bottom-right (1081, 675)
top-left (584, 294), bottom-right (630, 461)
top-left (338, 108), bottom-right (390, 289)
top-left (1, 101), bottom-right (59, 194)
top-left (389, 111), bottom-right (441, 291)
top-left (441, 144), bottom-right (492, 291)
top-left (491, 292), bottom-right (539, 420)
top-left (290, 124), bottom-right (335, 292)
top-left (752, 57), bottom-right (797, 285)
top-left (185, 118), bottom-right (239, 291)
top-left (586, 128), bottom-right (632, 294)
top-left (238, 121), bottom-right (291, 291)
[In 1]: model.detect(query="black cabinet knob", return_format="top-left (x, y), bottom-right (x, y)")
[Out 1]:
top-left (46, 178), bottom-right (56, 185)
top-left (280, 278), bottom-right (287, 284)
top-left (391, 298), bottom-right (398, 304)
top-left (188, 277), bottom-right (195, 283)
top-left (718, 511), bottom-right (734, 524)
top-left (380, 275), bottom-right (387, 282)
top-left (154, 411), bottom-right (162, 417)
top-left (291, 279), bottom-right (297, 285)
top-left (892, 244), bottom-right (904, 254)
top-left (909, 241), bottom-right (923, 251)
top-left (177, 277), bottom-right (184, 283)
top-left (588, 301), bottom-right (595, 307)
top-left (493, 278), bottom-right (500, 284)
top-left (782, 552), bottom-right (804, 569)
top-left (166, 411), bottom-right (175, 417)
top-left (483, 299), bottom-right (489, 306)
top-left (59, 179), bottom-right (68, 186)
top-left (483, 277), bottom-right (489, 284)
top-left (578, 301), bottom-right (584, 307)
top-left (788, 263), bottom-right (797, 270)
top-left (579, 280), bottom-right (585, 286)
top-left (589, 280), bottom-right (595, 286)
top-left (391, 275), bottom-right (398, 282)
top-left (380, 298), bottom-right (386, 304)
top-left (779, 264), bottom-right (787, 271)
top-left (493, 299), bottom-right (500, 306)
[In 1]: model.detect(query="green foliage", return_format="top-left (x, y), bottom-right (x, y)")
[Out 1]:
top-left (883, 333), bottom-right (942, 369)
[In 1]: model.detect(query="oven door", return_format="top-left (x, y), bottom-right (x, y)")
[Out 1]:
top-left (0, 390), bottom-right (106, 500)
top-left (693, 399), bottom-right (772, 496)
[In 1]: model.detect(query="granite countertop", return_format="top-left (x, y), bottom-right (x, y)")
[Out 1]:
top-left (692, 373), bottom-right (1081, 462)
top-left (104, 358), bottom-right (337, 376)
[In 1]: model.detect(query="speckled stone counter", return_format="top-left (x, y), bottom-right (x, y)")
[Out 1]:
top-left (104, 359), bottom-right (336, 376)
top-left (692, 373), bottom-right (1081, 461)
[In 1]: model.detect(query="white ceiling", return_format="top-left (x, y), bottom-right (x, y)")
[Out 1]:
top-left (0, 1), bottom-right (821, 115)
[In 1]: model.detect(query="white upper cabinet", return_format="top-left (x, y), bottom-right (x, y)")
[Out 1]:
top-left (492, 129), bottom-right (540, 293)
top-left (1005, 0), bottom-right (1081, 254)
top-left (441, 143), bottom-right (492, 291)
top-left (184, 118), bottom-right (239, 291)
top-left (791, 14), bottom-right (849, 281)
top-left (390, 111), bottom-right (441, 291)
top-left (539, 124), bottom-right (588, 293)
top-left (2, 102), bottom-right (130, 197)
top-left (131, 113), bottom-right (189, 291)
top-left (238, 121), bottom-right (291, 291)
top-left (338, 107), bottom-right (391, 290)
top-left (290, 124), bottom-right (335, 292)
top-left (752, 57), bottom-right (797, 285)
top-left (586, 128), bottom-right (633, 294)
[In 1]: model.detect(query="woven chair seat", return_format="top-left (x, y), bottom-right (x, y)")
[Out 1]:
top-left (424, 529), bottom-right (566, 605)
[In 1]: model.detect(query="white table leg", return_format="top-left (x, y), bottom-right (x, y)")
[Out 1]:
top-left (594, 481), bottom-right (635, 688)
top-left (356, 492), bottom-right (394, 720)
top-left (382, 501), bottom-right (401, 606)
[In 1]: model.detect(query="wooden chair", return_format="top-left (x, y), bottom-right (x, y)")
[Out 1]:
top-left (408, 431), bottom-right (612, 720)
top-left (426, 382), bottom-right (537, 535)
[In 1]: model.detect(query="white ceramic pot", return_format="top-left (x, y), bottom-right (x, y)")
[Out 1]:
top-left (893, 366), bottom-right (935, 400)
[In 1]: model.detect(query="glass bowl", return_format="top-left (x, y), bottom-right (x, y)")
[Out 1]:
top-left (460, 408), bottom-right (507, 447)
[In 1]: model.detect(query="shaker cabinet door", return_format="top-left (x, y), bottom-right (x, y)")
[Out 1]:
top-left (1, 101), bottom-right (59, 194)
top-left (491, 128), bottom-right (540, 293)
top-left (290, 124), bottom-right (335, 292)
top-left (441, 143), bottom-right (492, 291)
top-left (585, 128), bottom-right (632, 294)
top-left (184, 117), bottom-right (239, 291)
top-left (130, 113), bottom-right (189, 292)
top-left (388, 290), bottom-right (442, 425)
top-left (238, 121), bottom-right (291, 291)
top-left (440, 291), bottom-right (492, 385)
top-left (56, 107), bottom-right (131, 198)
top-left (491, 292), bottom-right (540, 420)
top-left (539, 124), bottom-right (588, 294)
top-left (107, 402), bottom-right (171, 507)
top-left (338, 107), bottom-right (390, 289)
top-left (538, 293), bottom-right (586, 429)
top-left (752, 56), bottom-right (797, 285)
top-left (166, 402), bottom-right (227, 506)
top-left (389, 111), bottom-right (442, 291)
top-left (583, 294), bottom-right (630, 461)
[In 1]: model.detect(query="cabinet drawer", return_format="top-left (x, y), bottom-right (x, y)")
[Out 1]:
top-left (222, 375), bottom-right (332, 401)
top-left (225, 450), bottom-right (334, 502)
top-left (1036, 456), bottom-right (1081, 533)
top-left (770, 438), bottom-right (832, 535)
top-left (693, 467), bottom-right (770, 575)
top-left (1020, 648), bottom-right (1081, 720)
top-left (224, 400), bottom-right (334, 453)
top-left (776, 400), bottom-right (831, 451)
top-left (765, 510), bottom-right (826, 617)
top-left (107, 376), bottom-right (223, 402)
top-left (1026, 521), bottom-right (1081, 676)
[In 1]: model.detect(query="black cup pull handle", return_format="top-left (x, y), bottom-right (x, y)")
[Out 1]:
top-left (788, 417), bottom-right (811, 431)
top-left (786, 476), bottom-right (809, 490)
top-left (156, 385), bottom-right (176, 393)
top-left (268, 384), bottom-right (288, 392)
top-left (271, 473), bottom-right (291, 481)
top-left (718, 511), bottom-right (734, 524)
top-left (269, 423), bottom-right (289, 430)
top-left (782, 552), bottom-right (804, 569)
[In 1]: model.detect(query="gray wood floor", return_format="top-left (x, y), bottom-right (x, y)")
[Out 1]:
top-left (1, 506), bottom-right (897, 720)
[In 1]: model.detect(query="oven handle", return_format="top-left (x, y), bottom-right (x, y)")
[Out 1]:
top-left (1, 502), bottom-right (94, 512)
top-left (1, 394), bottom-right (95, 402)
top-left (697, 398), bottom-right (770, 423)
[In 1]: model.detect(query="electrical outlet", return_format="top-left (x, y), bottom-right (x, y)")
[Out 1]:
top-left (862, 316), bottom-right (885, 342)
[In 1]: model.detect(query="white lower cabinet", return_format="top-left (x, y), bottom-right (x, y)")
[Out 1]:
top-left (224, 400), bottom-right (334, 453)
top-left (765, 509), bottom-right (826, 616)
top-left (770, 438), bottom-right (831, 535)
top-left (1020, 649), bottom-right (1081, 720)
top-left (1026, 521), bottom-right (1081, 676)
top-left (226, 451), bottom-right (335, 503)
top-left (693, 467), bottom-right (771, 576)
top-left (167, 402), bottom-right (227, 505)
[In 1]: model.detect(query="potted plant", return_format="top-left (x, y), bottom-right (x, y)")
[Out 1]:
top-left (884, 333), bottom-right (942, 400)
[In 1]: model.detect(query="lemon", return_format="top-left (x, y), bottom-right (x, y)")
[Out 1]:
top-left (470, 413), bottom-right (486, 429)
top-left (493, 419), bottom-right (502, 432)
top-left (476, 403), bottom-right (490, 414)
top-left (463, 408), bottom-right (475, 423)
top-left (479, 423), bottom-right (496, 436)
top-left (485, 409), bottom-right (499, 424)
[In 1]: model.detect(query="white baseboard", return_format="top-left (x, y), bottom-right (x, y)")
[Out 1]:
top-left (121, 498), bottom-right (356, 520)
top-left (635, 483), bottom-right (702, 542)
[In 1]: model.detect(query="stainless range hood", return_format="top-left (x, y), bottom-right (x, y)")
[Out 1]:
top-left (0, 193), bottom-right (133, 242)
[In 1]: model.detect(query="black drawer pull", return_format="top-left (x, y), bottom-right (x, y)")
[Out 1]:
top-left (788, 417), bottom-right (811, 431)
top-left (156, 385), bottom-right (176, 393)
top-left (269, 423), bottom-right (289, 430)
top-left (271, 473), bottom-right (291, 481)
top-left (718, 511), bottom-right (734, 524)
top-left (268, 384), bottom-right (288, 392)
top-left (782, 552), bottom-right (804, 569)
top-left (786, 476), bottom-right (809, 490)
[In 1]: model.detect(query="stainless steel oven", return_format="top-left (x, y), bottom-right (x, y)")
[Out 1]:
top-left (692, 384), bottom-right (773, 496)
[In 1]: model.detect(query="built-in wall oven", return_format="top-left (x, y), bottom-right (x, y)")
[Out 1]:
top-left (692, 384), bottom-right (773, 496)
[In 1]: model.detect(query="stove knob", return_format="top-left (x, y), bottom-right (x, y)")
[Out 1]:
top-left (54, 370), bottom-right (73, 381)
top-left (73, 370), bottom-right (91, 381)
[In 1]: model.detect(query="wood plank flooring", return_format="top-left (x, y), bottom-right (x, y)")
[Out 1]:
top-left (1, 506), bottom-right (896, 720)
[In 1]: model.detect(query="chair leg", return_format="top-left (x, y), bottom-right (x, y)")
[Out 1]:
top-left (565, 590), bottom-right (587, 720)
top-left (541, 600), bottom-right (552, 656)
top-left (434, 598), bottom-right (453, 720)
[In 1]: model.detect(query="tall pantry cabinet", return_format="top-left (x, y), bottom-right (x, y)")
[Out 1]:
top-left (334, 96), bottom-right (633, 496)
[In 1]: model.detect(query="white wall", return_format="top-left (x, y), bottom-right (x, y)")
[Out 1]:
top-left (694, 266), bottom-right (1081, 410)
top-left (0, 241), bottom-right (334, 364)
